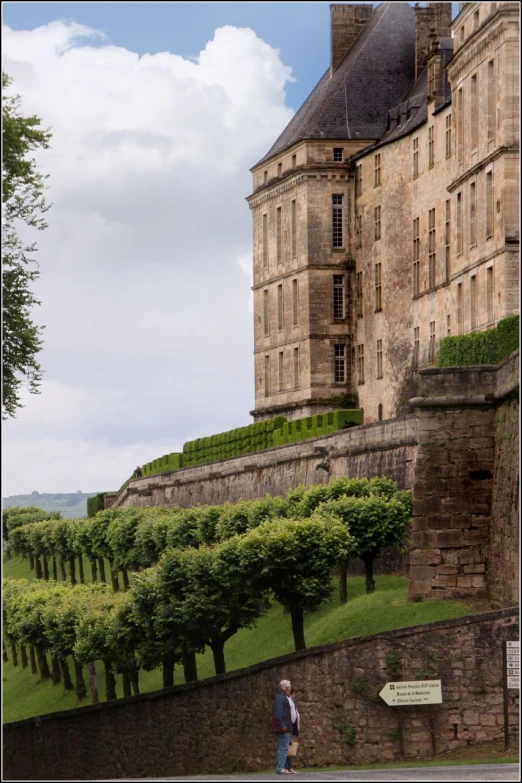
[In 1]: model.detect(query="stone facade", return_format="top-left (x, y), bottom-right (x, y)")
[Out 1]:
top-left (3, 609), bottom-right (518, 780)
top-left (248, 2), bottom-right (520, 424)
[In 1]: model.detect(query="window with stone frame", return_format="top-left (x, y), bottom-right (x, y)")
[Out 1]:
top-left (333, 148), bottom-right (344, 163)
top-left (276, 206), bottom-right (282, 264)
top-left (428, 125), bottom-right (435, 168)
top-left (413, 326), bottom-right (420, 369)
top-left (374, 263), bottom-right (382, 311)
top-left (292, 279), bottom-right (298, 326)
top-left (456, 192), bottom-right (463, 255)
top-left (332, 194), bottom-right (344, 248)
top-left (487, 61), bottom-right (495, 142)
top-left (445, 199), bottom-right (451, 280)
top-left (428, 208), bottom-right (436, 289)
top-left (264, 355), bottom-right (271, 396)
top-left (374, 153), bottom-right (381, 187)
top-left (277, 284), bottom-right (284, 331)
top-left (277, 162), bottom-right (282, 177)
top-left (447, 314), bottom-right (451, 336)
top-left (278, 351), bottom-right (284, 392)
top-left (357, 343), bottom-right (365, 384)
top-left (457, 88), bottom-right (464, 163)
top-left (378, 403), bottom-right (383, 421)
top-left (356, 271), bottom-right (363, 318)
top-left (486, 170), bottom-right (494, 238)
top-left (291, 199), bottom-right (297, 258)
top-left (487, 267), bottom-right (494, 324)
top-left (334, 344), bottom-right (347, 383)
top-left (355, 164), bottom-right (362, 198)
top-left (293, 347), bottom-right (300, 389)
top-left (470, 275), bottom-right (478, 331)
top-left (469, 182), bottom-right (477, 247)
top-left (446, 113), bottom-right (452, 157)
top-left (292, 154), bottom-right (297, 169)
top-left (333, 275), bottom-right (345, 320)
top-left (413, 137), bottom-right (419, 178)
top-left (428, 321), bottom-right (436, 363)
top-left (355, 210), bottom-right (362, 249)
top-left (263, 170), bottom-right (268, 185)
top-left (374, 205), bottom-right (381, 241)
top-left (471, 74), bottom-right (478, 151)
top-left (457, 282), bottom-right (464, 334)
top-left (263, 289), bottom-right (270, 336)
top-left (376, 339), bottom-right (383, 379)
top-left (412, 217), bottom-right (420, 296)
top-left (262, 213), bottom-right (268, 269)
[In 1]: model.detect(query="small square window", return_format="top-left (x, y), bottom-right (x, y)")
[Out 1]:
top-left (333, 148), bottom-right (344, 162)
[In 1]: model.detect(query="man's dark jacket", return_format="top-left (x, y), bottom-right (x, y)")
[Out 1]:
top-left (271, 691), bottom-right (291, 734)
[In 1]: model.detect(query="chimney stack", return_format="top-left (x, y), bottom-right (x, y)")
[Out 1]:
top-left (330, 4), bottom-right (372, 73)
top-left (414, 2), bottom-right (452, 80)
top-left (427, 28), bottom-right (445, 108)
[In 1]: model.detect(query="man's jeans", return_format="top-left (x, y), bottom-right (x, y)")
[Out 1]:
top-left (275, 732), bottom-right (292, 773)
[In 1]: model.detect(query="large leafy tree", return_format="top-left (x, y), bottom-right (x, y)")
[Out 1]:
top-left (2, 72), bottom-right (51, 419)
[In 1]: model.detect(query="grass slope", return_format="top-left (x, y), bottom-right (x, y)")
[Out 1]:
top-left (3, 558), bottom-right (472, 725)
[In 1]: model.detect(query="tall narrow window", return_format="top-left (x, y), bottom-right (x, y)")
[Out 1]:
top-left (374, 205), bottom-right (381, 241)
top-left (445, 199), bottom-right (451, 280)
top-left (291, 199), bottom-right (297, 259)
top-left (470, 275), bottom-right (477, 330)
top-left (374, 153), bottom-right (381, 187)
top-left (355, 165), bottom-right (362, 198)
top-left (293, 347), bottom-right (300, 389)
top-left (376, 339), bottom-right (383, 379)
top-left (378, 403), bottom-right (383, 421)
top-left (413, 137), bottom-right (419, 178)
top-left (278, 351), bottom-right (284, 392)
top-left (291, 154), bottom-right (297, 169)
top-left (413, 217), bottom-right (420, 296)
top-left (264, 355), bottom-right (271, 396)
top-left (473, 9), bottom-right (480, 31)
top-left (447, 314), bottom-right (451, 336)
top-left (357, 344), bottom-right (365, 384)
top-left (263, 289), bottom-right (269, 336)
top-left (487, 61), bottom-right (495, 142)
top-left (333, 148), bottom-right (344, 162)
top-left (263, 170), bottom-right (268, 185)
top-left (428, 61), bottom-right (435, 98)
top-left (355, 210), bottom-right (362, 249)
top-left (428, 208), bottom-right (436, 289)
top-left (333, 275), bottom-right (345, 319)
top-left (332, 194), bottom-right (343, 248)
top-left (276, 206), bottom-right (282, 264)
top-left (426, 323), bottom-right (436, 364)
top-left (457, 88), bottom-right (464, 163)
top-left (413, 327), bottom-right (420, 369)
top-left (445, 113), bottom-right (452, 157)
top-left (262, 213), bottom-right (268, 269)
top-left (456, 192), bottom-right (463, 255)
top-left (487, 267), bottom-right (494, 323)
top-left (356, 271), bottom-right (363, 318)
top-left (486, 170), bottom-right (494, 238)
top-left (277, 162), bottom-right (282, 177)
top-left (469, 182), bottom-right (477, 247)
top-left (277, 284), bottom-right (284, 331)
top-left (471, 74), bottom-right (478, 151)
top-left (292, 279), bottom-right (298, 326)
top-left (428, 125), bottom-right (435, 168)
top-left (375, 263), bottom-right (382, 310)
top-left (457, 282), bottom-right (463, 334)
top-left (334, 344), bottom-right (346, 383)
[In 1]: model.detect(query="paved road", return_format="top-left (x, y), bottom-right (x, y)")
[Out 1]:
top-left (111, 763), bottom-right (519, 782)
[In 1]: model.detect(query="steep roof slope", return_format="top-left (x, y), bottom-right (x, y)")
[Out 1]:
top-left (256, 2), bottom-right (415, 166)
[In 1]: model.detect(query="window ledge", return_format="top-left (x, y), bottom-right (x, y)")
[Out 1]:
top-left (374, 308), bottom-right (383, 314)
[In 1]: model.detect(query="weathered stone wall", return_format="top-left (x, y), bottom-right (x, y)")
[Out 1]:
top-left (3, 609), bottom-right (518, 781)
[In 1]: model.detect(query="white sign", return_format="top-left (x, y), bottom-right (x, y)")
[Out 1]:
top-left (379, 680), bottom-right (443, 706)
top-left (506, 641), bottom-right (520, 689)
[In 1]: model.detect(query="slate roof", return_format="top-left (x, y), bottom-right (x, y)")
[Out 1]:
top-left (255, 2), bottom-right (416, 167)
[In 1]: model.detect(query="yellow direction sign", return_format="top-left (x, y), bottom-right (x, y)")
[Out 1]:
top-left (379, 679), bottom-right (443, 706)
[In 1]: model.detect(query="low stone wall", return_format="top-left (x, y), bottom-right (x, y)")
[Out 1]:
top-left (3, 609), bottom-right (518, 780)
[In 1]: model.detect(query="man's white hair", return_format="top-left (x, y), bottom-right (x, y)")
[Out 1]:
top-left (279, 679), bottom-right (291, 690)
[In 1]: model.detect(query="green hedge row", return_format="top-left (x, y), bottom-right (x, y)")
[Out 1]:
top-left (272, 409), bottom-right (363, 446)
top-left (438, 315), bottom-right (519, 368)
top-left (142, 452), bottom-right (183, 477)
top-left (87, 493), bottom-right (107, 518)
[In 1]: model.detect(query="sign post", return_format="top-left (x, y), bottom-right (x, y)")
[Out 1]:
top-left (503, 641), bottom-right (520, 751)
top-left (379, 680), bottom-right (442, 758)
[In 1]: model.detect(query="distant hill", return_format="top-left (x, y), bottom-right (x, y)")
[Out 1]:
top-left (2, 491), bottom-right (100, 520)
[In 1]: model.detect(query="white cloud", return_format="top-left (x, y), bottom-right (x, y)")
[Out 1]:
top-left (2, 20), bottom-right (294, 495)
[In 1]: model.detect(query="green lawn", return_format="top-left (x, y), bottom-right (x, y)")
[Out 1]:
top-left (2, 561), bottom-right (474, 725)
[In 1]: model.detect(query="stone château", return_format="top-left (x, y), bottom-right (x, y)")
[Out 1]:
top-left (248, 1), bottom-right (520, 423)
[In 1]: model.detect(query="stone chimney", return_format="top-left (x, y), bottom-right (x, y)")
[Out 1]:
top-left (415, 2), bottom-right (452, 80)
top-left (330, 4), bottom-right (372, 72)
top-left (427, 28), bottom-right (446, 107)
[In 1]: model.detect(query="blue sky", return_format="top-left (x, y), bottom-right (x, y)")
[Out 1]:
top-left (3, 2), bottom-right (459, 111)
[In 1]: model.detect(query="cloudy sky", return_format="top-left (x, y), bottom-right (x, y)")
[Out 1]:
top-left (2, 3), bottom-right (458, 496)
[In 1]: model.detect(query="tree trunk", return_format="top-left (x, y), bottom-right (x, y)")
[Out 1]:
top-left (122, 672), bottom-right (132, 698)
top-left (162, 654), bottom-right (175, 688)
top-left (43, 556), bottom-right (50, 581)
top-left (51, 655), bottom-right (62, 684)
top-left (36, 646), bottom-right (51, 681)
top-left (103, 659), bottom-right (117, 701)
top-left (3, 640), bottom-right (8, 663)
top-left (88, 662), bottom-right (99, 704)
top-left (29, 645), bottom-right (38, 675)
top-left (60, 558), bottom-right (67, 581)
top-left (289, 601), bottom-right (306, 651)
top-left (121, 568), bottom-right (130, 591)
top-left (29, 554), bottom-right (35, 570)
top-left (98, 558), bottom-right (107, 583)
top-left (10, 642), bottom-right (18, 667)
top-left (109, 561), bottom-right (119, 592)
top-left (35, 557), bottom-right (42, 579)
top-left (90, 558), bottom-right (98, 583)
top-left (363, 554), bottom-right (376, 594)
top-left (73, 657), bottom-right (87, 700)
top-left (131, 671), bottom-right (140, 696)
top-left (21, 645), bottom-right (28, 669)
top-left (69, 556), bottom-right (76, 586)
top-left (52, 555), bottom-right (58, 581)
top-left (78, 554), bottom-right (85, 584)
top-left (338, 556), bottom-right (349, 605)
top-left (182, 648), bottom-right (198, 683)
top-left (210, 639), bottom-right (226, 676)
top-left (60, 657), bottom-right (74, 691)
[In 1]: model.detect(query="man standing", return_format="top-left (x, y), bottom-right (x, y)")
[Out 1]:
top-left (271, 679), bottom-right (293, 774)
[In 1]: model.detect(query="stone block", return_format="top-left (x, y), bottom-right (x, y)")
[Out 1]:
top-left (438, 575), bottom-right (457, 587)
top-left (452, 514), bottom-right (473, 529)
top-left (472, 575), bottom-right (485, 588)
top-left (462, 710), bottom-right (480, 726)
top-left (410, 565), bottom-right (435, 581)
top-left (436, 530), bottom-right (464, 548)
top-left (463, 530), bottom-right (489, 545)
top-left (463, 564), bottom-right (486, 574)
top-left (424, 548), bottom-right (442, 565)
top-left (458, 549), bottom-right (476, 565)
top-left (457, 575), bottom-right (473, 588)
top-left (480, 714), bottom-right (497, 726)
top-left (428, 515), bottom-right (453, 530)
top-left (436, 565), bottom-right (459, 574)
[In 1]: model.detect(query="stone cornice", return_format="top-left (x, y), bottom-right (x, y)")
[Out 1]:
top-left (448, 11), bottom-right (517, 83)
top-left (447, 145), bottom-right (519, 192)
top-left (253, 261), bottom-right (353, 289)
top-left (247, 167), bottom-right (350, 208)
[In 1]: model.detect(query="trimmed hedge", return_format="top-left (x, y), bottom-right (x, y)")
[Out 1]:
top-left (142, 452), bottom-right (183, 478)
top-left (272, 409), bottom-right (363, 446)
top-left (87, 493), bottom-right (107, 518)
top-left (438, 314), bottom-right (519, 368)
